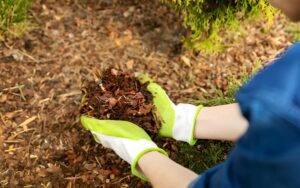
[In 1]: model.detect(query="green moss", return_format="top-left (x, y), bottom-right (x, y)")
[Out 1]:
top-left (163, 0), bottom-right (276, 54)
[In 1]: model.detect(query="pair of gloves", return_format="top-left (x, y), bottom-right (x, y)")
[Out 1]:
top-left (81, 75), bottom-right (202, 180)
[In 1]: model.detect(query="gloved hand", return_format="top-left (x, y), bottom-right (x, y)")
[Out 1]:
top-left (138, 75), bottom-right (203, 145)
top-left (80, 116), bottom-right (168, 181)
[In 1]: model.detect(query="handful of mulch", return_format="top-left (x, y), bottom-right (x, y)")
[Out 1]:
top-left (80, 68), bottom-right (161, 136)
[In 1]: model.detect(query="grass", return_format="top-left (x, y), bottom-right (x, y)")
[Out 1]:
top-left (0, 0), bottom-right (32, 40)
top-left (176, 61), bottom-right (262, 174)
top-left (177, 141), bottom-right (233, 173)
top-left (286, 22), bottom-right (300, 42)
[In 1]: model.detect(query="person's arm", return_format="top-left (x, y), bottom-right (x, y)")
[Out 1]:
top-left (194, 103), bottom-right (248, 141)
top-left (138, 151), bottom-right (197, 188)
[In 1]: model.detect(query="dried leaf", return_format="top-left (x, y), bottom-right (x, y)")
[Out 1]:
top-left (0, 94), bottom-right (7, 103)
top-left (37, 168), bottom-right (48, 177)
top-left (99, 169), bottom-right (111, 177)
top-left (111, 68), bottom-right (118, 76)
top-left (181, 55), bottom-right (191, 67)
top-left (111, 168), bottom-right (121, 176)
top-left (108, 98), bottom-right (117, 109)
top-left (46, 164), bottom-right (62, 174)
top-left (126, 60), bottom-right (134, 70)
top-left (84, 163), bottom-right (96, 171)
top-left (134, 92), bottom-right (144, 99)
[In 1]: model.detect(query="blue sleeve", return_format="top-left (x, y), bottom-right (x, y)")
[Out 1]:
top-left (190, 43), bottom-right (300, 188)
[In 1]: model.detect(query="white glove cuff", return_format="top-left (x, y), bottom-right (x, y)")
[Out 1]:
top-left (173, 103), bottom-right (202, 145)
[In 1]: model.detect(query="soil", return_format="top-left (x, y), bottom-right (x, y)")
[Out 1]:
top-left (80, 68), bottom-right (160, 136)
top-left (0, 0), bottom-right (294, 187)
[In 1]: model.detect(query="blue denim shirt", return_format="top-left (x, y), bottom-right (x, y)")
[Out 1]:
top-left (190, 43), bottom-right (300, 188)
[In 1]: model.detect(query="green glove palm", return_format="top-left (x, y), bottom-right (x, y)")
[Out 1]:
top-left (81, 115), bottom-right (167, 181)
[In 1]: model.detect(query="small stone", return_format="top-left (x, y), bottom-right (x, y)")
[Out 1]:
top-left (97, 175), bottom-right (105, 182)
top-left (123, 6), bottom-right (135, 18)
top-left (110, 174), bottom-right (115, 180)
top-left (11, 50), bottom-right (23, 62)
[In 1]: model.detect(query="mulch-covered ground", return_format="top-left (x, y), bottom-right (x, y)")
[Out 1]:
top-left (0, 0), bottom-right (295, 187)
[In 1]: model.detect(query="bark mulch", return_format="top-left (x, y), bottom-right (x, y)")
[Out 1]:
top-left (80, 68), bottom-right (160, 136)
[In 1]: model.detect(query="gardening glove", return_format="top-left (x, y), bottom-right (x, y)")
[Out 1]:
top-left (138, 75), bottom-right (203, 145)
top-left (80, 115), bottom-right (168, 181)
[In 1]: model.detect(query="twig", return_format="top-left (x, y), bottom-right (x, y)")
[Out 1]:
top-left (3, 110), bottom-right (23, 119)
top-left (19, 50), bottom-right (39, 63)
top-left (64, 176), bottom-right (82, 180)
top-left (1, 169), bottom-right (9, 174)
top-left (11, 128), bottom-right (35, 139)
top-left (39, 98), bottom-right (50, 105)
top-left (4, 147), bottom-right (22, 153)
top-left (19, 116), bottom-right (37, 128)
top-left (95, 156), bottom-right (102, 167)
top-left (2, 84), bottom-right (24, 91)
top-left (18, 85), bottom-right (26, 101)
top-left (3, 84), bottom-right (25, 101)
top-left (4, 140), bottom-right (23, 143)
top-left (0, 113), bottom-right (7, 126)
top-left (58, 90), bottom-right (81, 98)
top-left (2, 40), bottom-right (38, 62)
top-left (23, 185), bottom-right (34, 188)
top-left (2, 41), bottom-right (13, 49)
top-left (27, 130), bottom-right (37, 163)
top-left (65, 38), bottom-right (92, 48)
top-left (29, 10), bottom-right (42, 24)
top-left (110, 175), bottom-right (131, 184)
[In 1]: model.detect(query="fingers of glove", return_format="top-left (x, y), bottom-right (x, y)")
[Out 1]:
top-left (136, 75), bottom-right (176, 137)
top-left (137, 74), bottom-right (153, 84)
top-left (91, 132), bottom-right (132, 164)
top-left (137, 74), bottom-right (170, 98)
top-left (92, 131), bottom-right (117, 149)
top-left (146, 83), bottom-right (175, 107)
top-left (80, 116), bottom-right (152, 141)
top-left (148, 84), bottom-right (176, 137)
top-left (92, 133), bottom-right (102, 144)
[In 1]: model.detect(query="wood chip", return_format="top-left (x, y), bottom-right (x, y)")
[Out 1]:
top-left (19, 116), bottom-right (37, 128)
top-left (59, 90), bottom-right (81, 98)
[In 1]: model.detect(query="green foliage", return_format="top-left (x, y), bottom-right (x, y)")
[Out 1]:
top-left (164, 0), bottom-right (276, 53)
top-left (0, 0), bottom-right (32, 39)
top-left (286, 23), bottom-right (300, 42)
top-left (177, 141), bottom-right (233, 173)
